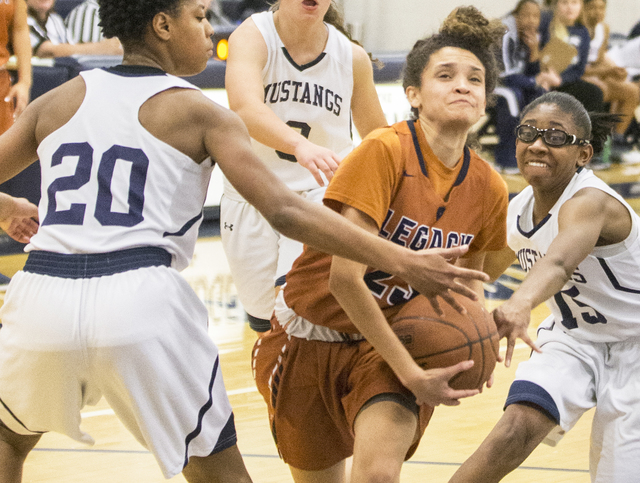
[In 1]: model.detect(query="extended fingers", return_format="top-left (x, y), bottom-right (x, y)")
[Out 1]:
top-left (441, 388), bottom-right (480, 406)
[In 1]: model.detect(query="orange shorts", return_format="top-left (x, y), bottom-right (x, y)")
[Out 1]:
top-left (253, 322), bottom-right (434, 471)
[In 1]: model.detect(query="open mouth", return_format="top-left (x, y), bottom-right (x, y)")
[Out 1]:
top-left (303, 0), bottom-right (318, 7)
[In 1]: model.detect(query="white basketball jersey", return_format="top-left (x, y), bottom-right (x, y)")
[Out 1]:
top-left (27, 67), bottom-right (214, 271)
top-left (223, 11), bottom-right (355, 199)
top-left (508, 168), bottom-right (640, 342)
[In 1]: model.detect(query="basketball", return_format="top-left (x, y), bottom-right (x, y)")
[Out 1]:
top-left (391, 294), bottom-right (500, 390)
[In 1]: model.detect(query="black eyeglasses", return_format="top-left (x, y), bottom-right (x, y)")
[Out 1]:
top-left (515, 124), bottom-right (590, 147)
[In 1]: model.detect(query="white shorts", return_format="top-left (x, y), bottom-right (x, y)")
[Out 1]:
top-left (507, 316), bottom-right (640, 482)
top-left (0, 250), bottom-right (236, 479)
top-left (220, 187), bottom-right (326, 327)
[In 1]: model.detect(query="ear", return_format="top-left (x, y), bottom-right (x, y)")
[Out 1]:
top-left (405, 85), bottom-right (422, 110)
top-left (152, 11), bottom-right (173, 41)
top-left (576, 143), bottom-right (593, 167)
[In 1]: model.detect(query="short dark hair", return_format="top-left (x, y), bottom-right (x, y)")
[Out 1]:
top-left (98, 0), bottom-right (185, 44)
top-left (402, 6), bottom-right (505, 117)
top-left (521, 91), bottom-right (620, 154)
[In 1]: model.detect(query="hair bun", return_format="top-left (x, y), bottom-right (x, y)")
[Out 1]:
top-left (440, 6), bottom-right (505, 50)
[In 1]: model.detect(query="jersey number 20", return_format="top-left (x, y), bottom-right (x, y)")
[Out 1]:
top-left (42, 142), bottom-right (148, 227)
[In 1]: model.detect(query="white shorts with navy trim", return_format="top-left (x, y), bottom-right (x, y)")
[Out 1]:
top-left (219, 186), bottom-right (326, 323)
top-left (507, 316), bottom-right (640, 482)
top-left (0, 254), bottom-right (236, 479)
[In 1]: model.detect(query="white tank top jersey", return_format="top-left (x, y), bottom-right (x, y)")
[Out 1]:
top-left (508, 168), bottom-right (640, 343)
top-left (223, 10), bottom-right (355, 199)
top-left (26, 67), bottom-right (215, 271)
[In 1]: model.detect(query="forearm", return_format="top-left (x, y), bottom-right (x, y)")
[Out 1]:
top-left (509, 257), bottom-right (571, 309)
top-left (12, 29), bottom-right (32, 87)
top-left (268, 196), bottom-right (405, 276)
top-left (234, 101), bottom-right (308, 154)
top-left (0, 192), bottom-right (16, 218)
top-left (330, 264), bottom-right (420, 386)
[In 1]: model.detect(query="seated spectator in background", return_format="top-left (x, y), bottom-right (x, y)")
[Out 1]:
top-left (26, 0), bottom-right (121, 58)
top-left (582, 0), bottom-right (639, 147)
top-left (539, 0), bottom-right (604, 113)
top-left (65, 0), bottom-right (117, 46)
top-left (495, 0), bottom-right (561, 173)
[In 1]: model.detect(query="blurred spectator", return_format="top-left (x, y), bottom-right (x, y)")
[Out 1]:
top-left (494, 0), bottom-right (561, 173)
top-left (207, 0), bottom-right (234, 28)
top-left (629, 19), bottom-right (640, 40)
top-left (65, 0), bottom-right (109, 44)
top-left (239, 0), bottom-right (269, 21)
top-left (539, 0), bottom-right (604, 112)
top-left (582, 0), bottom-right (639, 146)
top-left (26, 0), bottom-right (121, 58)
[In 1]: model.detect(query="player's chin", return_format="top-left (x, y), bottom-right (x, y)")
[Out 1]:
top-left (173, 57), bottom-right (210, 77)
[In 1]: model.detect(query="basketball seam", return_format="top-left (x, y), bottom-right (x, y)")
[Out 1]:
top-left (393, 310), bottom-right (498, 388)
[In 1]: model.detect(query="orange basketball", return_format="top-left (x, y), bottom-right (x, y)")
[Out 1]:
top-left (391, 293), bottom-right (500, 390)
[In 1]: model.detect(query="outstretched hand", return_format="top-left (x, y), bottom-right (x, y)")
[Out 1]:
top-left (294, 139), bottom-right (341, 187)
top-left (404, 360), bottom-right (480, 407)
top-left (0, 196), bottom-right (39, 243)
top-left (492, 300), bottom-right (541, 367)
top-left (402, 245), bottom-right (489, 315)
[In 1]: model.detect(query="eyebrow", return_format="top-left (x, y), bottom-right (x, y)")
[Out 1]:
top-left (435, 62), bottom-right (484, 72)
top-left (521, 119), bottom-right (568, 130)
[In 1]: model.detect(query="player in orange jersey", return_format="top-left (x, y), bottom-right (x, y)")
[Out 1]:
top-left (253, 6), bottom-right (509, 482)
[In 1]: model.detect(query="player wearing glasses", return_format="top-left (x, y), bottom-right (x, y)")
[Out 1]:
top-left (450, 91), bottom-right (640, 483)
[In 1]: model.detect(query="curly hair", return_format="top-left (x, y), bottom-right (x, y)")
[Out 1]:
top-left (97, 0), bottom-right (185, 44)
top-left (402, 6), bottom-right (505, 117)
top-left (521, 91), bottom-right (620, 154)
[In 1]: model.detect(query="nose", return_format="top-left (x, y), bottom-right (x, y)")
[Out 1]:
top-left (528, 136), bottom-right (548, 151)
top-left (206, 22), bottom-right (215, 38)
top-left (454, 79), bottom-right (471, 93)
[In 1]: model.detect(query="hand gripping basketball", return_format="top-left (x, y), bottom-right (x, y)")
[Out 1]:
top-left (391, 293), bottom-right (500, 391)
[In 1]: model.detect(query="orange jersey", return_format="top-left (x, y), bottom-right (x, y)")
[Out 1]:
top-left (283, 119), bottom-right (509, 333)
top-left (0, 0), bottom-right (14, 67)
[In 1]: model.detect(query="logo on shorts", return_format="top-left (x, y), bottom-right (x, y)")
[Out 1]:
top-left (224, 222), bottom-right (233, 231)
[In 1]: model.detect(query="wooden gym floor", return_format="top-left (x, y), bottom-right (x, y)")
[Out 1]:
top-left (7, 160), bottom-right (640, 481)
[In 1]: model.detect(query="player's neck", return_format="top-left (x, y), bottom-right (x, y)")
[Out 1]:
top-left (417, 118), bottom-right (469, 169)
top-left (273, 10), bottom-right (328, 60)
top-left (121, 50), bottom-right (166, 73)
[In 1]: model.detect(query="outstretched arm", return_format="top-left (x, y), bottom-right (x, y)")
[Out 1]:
top-left (495, 188), bottom-right (629, 366)
top-left (225, 18), bottom-right (340, 186)
top-left (206, 103), bottom-right (489, 310)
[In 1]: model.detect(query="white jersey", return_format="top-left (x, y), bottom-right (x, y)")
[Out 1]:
top-left (508, 167), bottom-right (640, 343)
top-left (27, 67), bottom-right (214, 271)
top-left (223, 10), bottom-right (355, 199)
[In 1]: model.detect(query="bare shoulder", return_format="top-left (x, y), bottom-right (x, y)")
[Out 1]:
top-left (31, 76), bottom-right (87, 143)
top-left (141, 87), bottom-right (246, 162)
top-left (228, 16), bottom-right (265, 53)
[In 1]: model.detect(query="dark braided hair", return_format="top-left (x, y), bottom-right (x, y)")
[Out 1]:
top-left (402, 6), bottom-right (505, 118)
top-left (98, 0), bottom-right (185, 44)
top-left (521, 92), bottom-right (621, 154)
